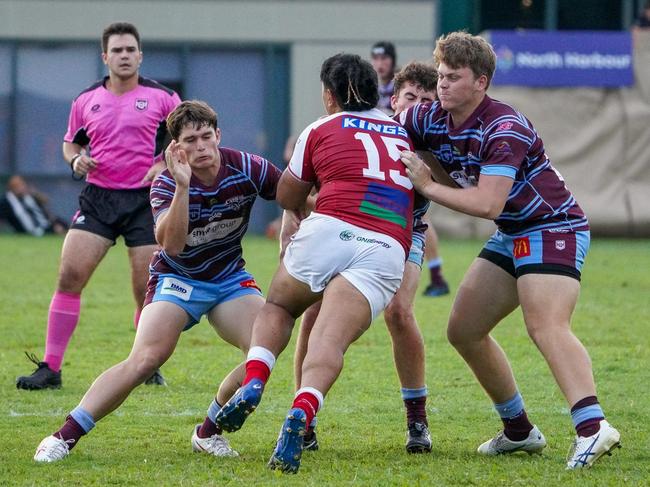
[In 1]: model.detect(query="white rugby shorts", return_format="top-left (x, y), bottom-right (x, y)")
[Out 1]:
top-left (283, 212), bottom-right (406, 320)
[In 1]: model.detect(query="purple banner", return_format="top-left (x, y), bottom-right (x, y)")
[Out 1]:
top-left (491, 30), bottom-right (633, 87)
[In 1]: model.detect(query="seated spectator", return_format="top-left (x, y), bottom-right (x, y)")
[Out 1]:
top-left (0, 175), bottom-right (68, 236)
top-left (634, 0), bottom-right (650, 29)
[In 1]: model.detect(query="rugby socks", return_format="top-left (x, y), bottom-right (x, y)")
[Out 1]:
top-left (402, 387), bottom-right (428, 425)
top-left (495, 392), bottom-right (534, 441)
top-left (43, 291), bottom-right (81, 372)
top-left (428, 258), bottom-right (444, 285)
top-left (242, 346), bottom-right (276, 385)
top-left (198, 399), bottom-right (222, 438)
top-left (571, 395), bottom-right (604, 437)
top-left (292, 387), bottom-right (324, 429)
top-left (54, 406), bottom-right (95, 451)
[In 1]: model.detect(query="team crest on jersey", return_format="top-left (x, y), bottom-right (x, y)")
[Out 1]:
top-left (135, 99), bottom-right (148, 111)
top-left (439, 144), bottom-right (454, 164)
top-left (555, 239), bottom-right (566, 250)
top-left (188, 204), bottom-right (202, 221)
top-left (339, 230), bottom-right (355, 241)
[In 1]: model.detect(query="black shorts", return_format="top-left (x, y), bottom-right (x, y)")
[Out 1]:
top-left (70, 184), bottom-right (156, 247)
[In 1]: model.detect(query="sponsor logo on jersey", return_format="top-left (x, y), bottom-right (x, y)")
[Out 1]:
top-left (356, 236), bottom-right (391, 248)
top-left (150, 198), bottom-right (165, 208)
top-left (135, 99), bottom-right (148, 111)
top-left (555, 239), bottom-right (566, 250)
top-left (360, 182), bottom-right (409, 228)
top-left (496, 121), bottom-right (514, 131)
top-left (160, 277), bottom-right (193, 301)
top-left (239, 278), bottom-right (261, 292)
top-left (495, 141), bottom-right (513, 155)
top-left (74, 214), bottom-right (85, 225)
top-left (449, 170), bottom-right (474, 188)
top-left (339, 230), bottom-right (355, 241)
top-left (186, 217), bottom-right (243, 246)
top-left (342, 117), bottom-right (408, 138)
top-left (513, 236), bottom-right (531, 259)
top-left (91, 104), bottom-right (101, 112)
top-left (225, 195), bottom-right (246, 211)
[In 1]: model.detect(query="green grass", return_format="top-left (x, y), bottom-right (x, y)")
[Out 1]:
top-left (0, 234), bottom-right (648, 486)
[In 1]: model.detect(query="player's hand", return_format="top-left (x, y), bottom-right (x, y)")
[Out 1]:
top-left (278, 209), bottom-right (302, 259)
top-left (72, 154), bottom-right (98, 176)
top-left (141, 160), bottom-right (166, 184)
top-left (401, 150), bottom-right (434, 194)
top-left (165, 141), bottom-right (191, 188)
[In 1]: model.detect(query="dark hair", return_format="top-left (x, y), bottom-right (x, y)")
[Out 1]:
top-left (166, 100), bottom-right (218, 140)
top-left (102, 22), bottom-right (141, 53)
top-left (320, 54), bottom-right (379, 111)
top-left (393, 61), bottom-right (438, 97)
top-left (371, 41), bottom-right (397, 65)
top-left (434, 31), bottom-right (496, 88)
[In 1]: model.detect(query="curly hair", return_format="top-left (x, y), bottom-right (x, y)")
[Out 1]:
top-left (392, 61), bottom-right (438, 97)
top-left (320, 53), bottom-right (379, 111)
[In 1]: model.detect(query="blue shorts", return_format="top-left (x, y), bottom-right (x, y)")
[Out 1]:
top-left (479, 229), bottom-right (590, 281)
top-left (407, 233), bottom-right (425, 268)
top-left (144, 269), bottom-right (263, 330)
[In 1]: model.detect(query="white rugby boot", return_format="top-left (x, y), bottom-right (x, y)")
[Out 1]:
top-left (34, 435), bottom-right (72, 463)
top-left (191, 424), bottom-right (239, 457)
top-left (477, 425), bottom-right (547, 455)
top-left (566, 420), bottom-right (621, 469)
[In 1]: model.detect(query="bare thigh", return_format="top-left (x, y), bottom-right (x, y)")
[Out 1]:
top-left (207, 294), bottom-right (265, 352)
top-left (57, 229), bottom-right (112, 292)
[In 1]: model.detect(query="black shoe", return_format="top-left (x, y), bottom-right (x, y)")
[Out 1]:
top-left (423, 281), bottom-right (450, 297)
top-left (145, 368), bottom-right (167, 386)
top-left (303, 428), bottom-right (319, 451)
top-left (406, 422), bottom-right (432, 453)
top-left (16, 352), bottom-right (62, 390)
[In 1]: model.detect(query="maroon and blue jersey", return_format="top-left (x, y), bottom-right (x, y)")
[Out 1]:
top-left (149, 148), bottom-right (281, 281)
top-left (400, 96), bottom-right (589, 235)
top-left (65, 76), bottom-right (181, 190)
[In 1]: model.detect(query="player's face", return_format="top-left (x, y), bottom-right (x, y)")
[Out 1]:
top-left (390, 81), bottom-right (437, 115)
top-left (177, 124), bottom-right (221, 169)
top-left (436, 62), bottom-right (486, 115)
top-left (103, 34), bottom-right (142, 80)
top-left (371, 55), bottom-right (394, 81)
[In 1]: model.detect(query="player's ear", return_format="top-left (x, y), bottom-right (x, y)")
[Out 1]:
top-left (214, 128), bottom-right (222, 145)
top-left (390, 94), bottom-right (398, 112)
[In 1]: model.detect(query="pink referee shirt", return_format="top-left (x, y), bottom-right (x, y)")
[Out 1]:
top-left (64, 77), bottom-right (181, 190)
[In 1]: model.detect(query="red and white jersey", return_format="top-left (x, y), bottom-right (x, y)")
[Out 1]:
top-left (288, 108), bottom-right (414, 252)
top-left (64, 76), bottom-right (181, 190)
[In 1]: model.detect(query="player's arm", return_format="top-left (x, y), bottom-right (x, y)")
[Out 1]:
top-left (401, 150), bottom-right (513, 220)
top-left (155, 141), bottom-right (192, 256)
top-left (276, 169), bottom-right (313, 212)
top-left (415, 151), bottom-right (458, 188)
top-left (62, 141), bottom-right (97, 176)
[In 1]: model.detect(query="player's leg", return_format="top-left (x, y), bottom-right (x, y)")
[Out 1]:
top-left (34, 301), bottom-right (186, 462)
top-left (190, 292), bottom-right (265, 458)
top-left (384, 261), bottom-right (431, 453)
top-left (215, 262), bottom-right (319, 433)
top-left (269, 274), bottom-right (373, 473)
top-left (448, 256), bottom-right (545, 455)
top-left (515, 230), bottom-right (619, 468)
top-left (293, 301), bottom-right (322, 449)
top-left (423, 223), bottom-right (449, 297)
top-left (127, 244), bottom-right (166, 385)
top-left (17, 229), bottom-right (111, 390)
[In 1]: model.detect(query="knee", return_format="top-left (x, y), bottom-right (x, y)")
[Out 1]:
top-left (384, 298), bottom-right (414, 332)
top-left (447, 310), bottom-right (472, 349)
top-left (128, 350), bottom-right (164, 381)
top-left (57, 266), bottom-right (87, 292)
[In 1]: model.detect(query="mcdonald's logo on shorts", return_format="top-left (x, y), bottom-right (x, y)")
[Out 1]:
top-left (513, 236), bottom-right (531, 259)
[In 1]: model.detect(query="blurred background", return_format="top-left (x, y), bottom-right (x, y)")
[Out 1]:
top-left (0, 0), bottom-right (648, 236)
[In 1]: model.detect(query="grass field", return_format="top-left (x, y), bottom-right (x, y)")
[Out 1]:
top-left (1, 234), bottom-right (648, 486)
